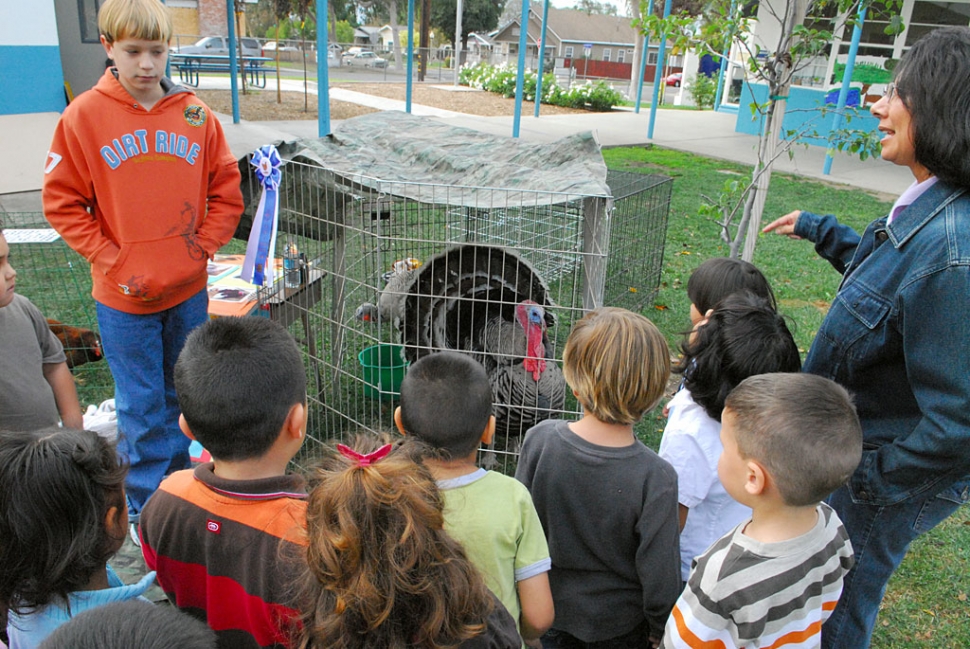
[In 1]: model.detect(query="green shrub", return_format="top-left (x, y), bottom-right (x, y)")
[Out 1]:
top-left (689, 74), bottom-right (717, 110)
top-left (458, 62), bottom-right (620, 111)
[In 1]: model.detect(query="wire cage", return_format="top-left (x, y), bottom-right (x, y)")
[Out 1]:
top-left (248, 160), bottom-right (672, 473)
top-left (2, 168), bottom-right (670, 473)
top-left (1, 212), bottom-right (114, 411)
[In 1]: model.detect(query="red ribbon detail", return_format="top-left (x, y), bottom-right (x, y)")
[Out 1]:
top-left (337, 443), bottom-right (393, 467)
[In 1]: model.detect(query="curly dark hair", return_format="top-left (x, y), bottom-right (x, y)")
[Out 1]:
top-left (0, 428), bottom-right (128, 616)
top-left (677, 292), bottom-right (801, 421)
top-left (296, 435), bottom-right (494, 649)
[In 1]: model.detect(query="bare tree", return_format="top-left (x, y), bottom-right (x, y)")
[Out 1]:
top-left (642, 0), bottom-right (903, 260)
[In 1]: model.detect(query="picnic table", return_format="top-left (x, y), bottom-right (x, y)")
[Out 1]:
top-left (170, 54), bottom-right (273, 88)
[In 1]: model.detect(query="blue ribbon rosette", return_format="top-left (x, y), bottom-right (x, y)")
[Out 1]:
top-left (241, 145), bottom-right (283, 286)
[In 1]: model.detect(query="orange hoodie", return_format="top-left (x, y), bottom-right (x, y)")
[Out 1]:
top-left (43, 69), bottom-right (243, 314)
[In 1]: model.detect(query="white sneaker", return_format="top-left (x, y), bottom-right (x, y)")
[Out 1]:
top-left (129, 523), bottom-right (141, 548)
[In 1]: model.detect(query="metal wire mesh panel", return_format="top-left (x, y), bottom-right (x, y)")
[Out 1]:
top-left (252, 159), bottom-right (672, 474)
top-left (1, 213), bottom-right (114, 410)
top-left (604, 170), bottom-right (673, 311)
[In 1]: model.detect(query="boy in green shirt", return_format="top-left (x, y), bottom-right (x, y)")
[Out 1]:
top-left (395, 351), bottom-right (554, 644)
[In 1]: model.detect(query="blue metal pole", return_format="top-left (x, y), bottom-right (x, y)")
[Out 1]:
top-left (533, 0), bottom-right (551, 118)
top-left (823, 6), bottom-right (866, 175)
top-left (317, 0), bottom-right (330, 136)
top-left (634, 0), bottom-right (655, 114)
top-left (161, 0), bottom-right (171, 80)
top-left (713, 0), bottom-right (736, 111)
top-left (225, 0), bottom-right (240, 123)
top-left (513, 0), bottom-right (531, 137)
top-left (647, 0), bottom-right (672, 139)
top-left (406, 0), bottom-right (415, 112)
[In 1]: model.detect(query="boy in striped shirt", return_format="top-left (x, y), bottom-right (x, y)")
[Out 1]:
top-left (139, 317), bottom-right (309, 648)
top-left (662, 373), bottom-right (861, 649)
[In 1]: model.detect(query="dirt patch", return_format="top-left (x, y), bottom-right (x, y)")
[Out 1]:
top-left (193, 83), bottom-right (603, 122)
top-left (332, 83), bottom-right (597, 117)
top-left (194, 88), bottom-right (377, 122)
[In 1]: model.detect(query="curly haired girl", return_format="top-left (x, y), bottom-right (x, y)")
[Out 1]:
top-left (296, 436), bottom-right (521, 649)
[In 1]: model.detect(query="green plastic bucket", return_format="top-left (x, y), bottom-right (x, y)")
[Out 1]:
top-left (358, 344), bottom-right (409, 401)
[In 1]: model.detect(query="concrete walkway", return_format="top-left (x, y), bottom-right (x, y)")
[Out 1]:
top-left (211, 76), bottom-right (909, 198)
top-left (1, 75), bottom-right (909, 213)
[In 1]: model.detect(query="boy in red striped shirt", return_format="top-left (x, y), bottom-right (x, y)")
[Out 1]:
top-left (139, 316), bottom-right (308, 649)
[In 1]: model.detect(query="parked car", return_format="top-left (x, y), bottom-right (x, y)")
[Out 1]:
top-left (344, 51), bottom-right (386, 68)
top-left (665, 72), bottom-right (683, 87)
top-left (171, 36), bottom-right (262, 58)
top-left (261, 41), bottom-right (298, 55)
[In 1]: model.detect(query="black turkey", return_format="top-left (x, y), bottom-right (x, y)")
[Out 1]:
top-left (398, 244), bottom-right (566, 437)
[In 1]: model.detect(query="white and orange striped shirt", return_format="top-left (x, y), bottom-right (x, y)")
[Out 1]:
top-left (662, 503), bottom-right (853, 649)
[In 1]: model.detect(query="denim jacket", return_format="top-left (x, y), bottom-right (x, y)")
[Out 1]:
top-left (795, 181), bottom-right (970, 507)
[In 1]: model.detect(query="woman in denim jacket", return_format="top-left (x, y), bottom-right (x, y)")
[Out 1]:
top-left (764, 26), bottom-right (970, 649)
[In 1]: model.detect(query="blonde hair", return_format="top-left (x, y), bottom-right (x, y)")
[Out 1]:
top-left (98, 0), bottom-right (172, 44)
top-left (563, 307), bottom-right (670, 425)
top-left (297, 436), bottom-right (494, 649)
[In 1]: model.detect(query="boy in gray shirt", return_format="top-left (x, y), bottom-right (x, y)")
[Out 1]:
top-left (0, 230), bottom-right (82, 431)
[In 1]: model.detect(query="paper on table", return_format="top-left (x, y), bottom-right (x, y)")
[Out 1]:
top-left (3, 229), bottom-right (62, 244)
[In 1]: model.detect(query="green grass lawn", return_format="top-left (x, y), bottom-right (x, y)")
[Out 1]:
top-left (607, 145), bottom-right (970, 648)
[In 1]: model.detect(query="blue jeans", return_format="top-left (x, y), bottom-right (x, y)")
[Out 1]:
top-left (96, 289), bottom-right (208, 517)
top-left (822, 480), bottom-right (970, 648)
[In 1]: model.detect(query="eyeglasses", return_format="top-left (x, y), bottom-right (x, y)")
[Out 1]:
top-left (884, 82), bottom-right (899, 102)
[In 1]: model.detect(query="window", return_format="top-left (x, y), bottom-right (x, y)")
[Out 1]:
top-left (907, 2), bottom-right (970, 46)
top-left (839, 2), bottom-right (900, 56)
top-left (618, 50), bottom-right (626, 63)
top-left (78, 0), bottom-right (103, 43)
top-left (564, 45), bottom-right (574, 58)
top-left (647, 51), bottom-right (658, 65)
top-left (603, 48), bottom-right (611, 62)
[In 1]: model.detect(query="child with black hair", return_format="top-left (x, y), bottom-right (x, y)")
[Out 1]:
top-left (684, 257), bottom-right (777, 329)
top-left (0, 427), bottom-right (155, 647)
top-left (395, 351), bottom-right (554, 644)
top-left (138, 316), bottom-right (309, 649)
top-left (39, 600), bottom-right (216, 649)
top-left (660, 257), bottom-right (779, 418)
top-left (659, 291), bottom-right (801, 583)
top-left (296, 434), bottom-right (522, 649)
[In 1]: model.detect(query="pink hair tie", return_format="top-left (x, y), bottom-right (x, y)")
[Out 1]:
top-left (337, 443), bottom-right (393, 467)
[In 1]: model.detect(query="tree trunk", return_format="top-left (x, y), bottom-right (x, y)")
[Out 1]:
top-left (627, 0), bottom-right (642, 99)
top-left (390, 0), bottom-right (403, 71)
top-left (234, 3), bottom-right (248, 95)
top-left (275, 19), bottom-right (282, 103)
top-left (419, 0), bottom-right (430, 81)
top-left (329, 1), bottom-right (338, 44)
top-left (733, 0), bottom-right (806, 260)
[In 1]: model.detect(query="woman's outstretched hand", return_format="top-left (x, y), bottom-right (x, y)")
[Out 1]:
top-left (763, 211), bottom-right (803, 239)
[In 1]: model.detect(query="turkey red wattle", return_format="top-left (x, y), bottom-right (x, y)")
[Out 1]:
top-left (517, 301), bottom-right (548, 382)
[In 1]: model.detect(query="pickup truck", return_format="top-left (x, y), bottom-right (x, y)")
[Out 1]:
top-left (171, 36), bottom-right (262, 58)
top-left (342, 51), bottom-right (387, 68)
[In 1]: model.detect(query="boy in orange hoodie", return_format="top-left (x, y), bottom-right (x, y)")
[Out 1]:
top-left (42, 0), bottom-right (243, 535)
